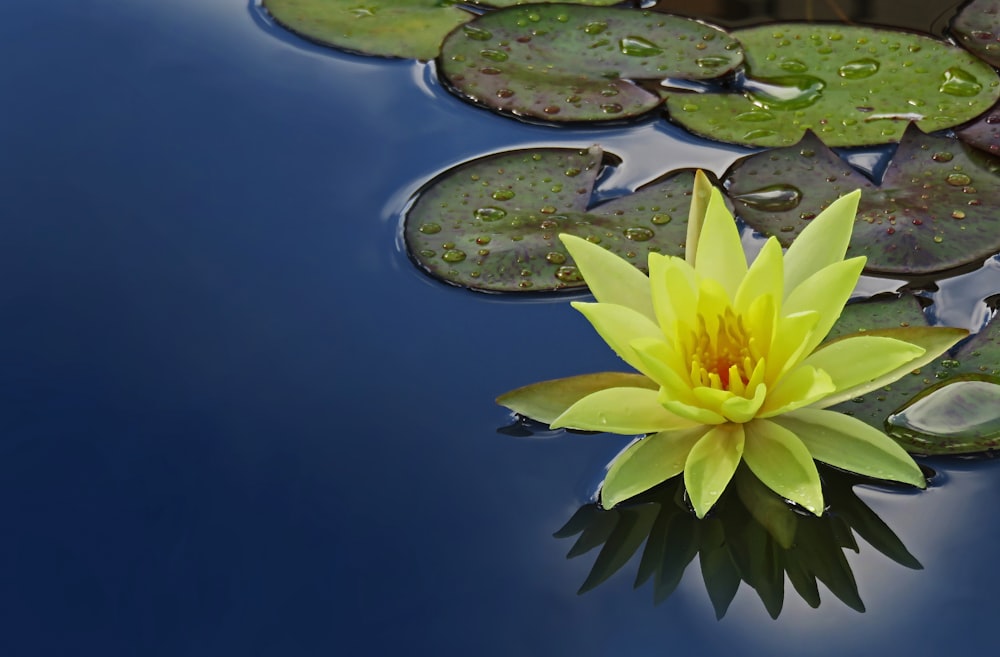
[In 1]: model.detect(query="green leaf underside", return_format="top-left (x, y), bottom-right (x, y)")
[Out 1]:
top-left (724, 126), bottom-right (1000, 275)
top-left (667, 23), bottom-right (1000, 147)
top-left (952, 0), bottom-right (1000, 68)
top-left (497, 372), bottom-right (657, 424)
top-left (405, 147), bottom-right (711, 292)
top-left (438, 5), bottom-right (742, 123)
top-left (262, 0), bottom-right (474, 60)
top-left (829, 295), bottom-right (1000, 455)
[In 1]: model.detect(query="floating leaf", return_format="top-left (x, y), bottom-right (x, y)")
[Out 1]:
top-left (405, 146), bottom-right (711, 292)
top-left (724, 126), bottom-right (1000, 276)
top-left (496, 372), bottom-right (657, 424)
top-left (438, 5), bottom-right (742, 123)
top-left (667, 24), bottom-right (1000, 147)
top-left (262, 0), bottom-right (473, 60)
top-left (829, 295), bottom-right (1000, 455)
top-left (951, 0), bottom-right (1000, 68)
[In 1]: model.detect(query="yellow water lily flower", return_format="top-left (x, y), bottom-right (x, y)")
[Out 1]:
top-left (498, 172), bottom-right (967, 518)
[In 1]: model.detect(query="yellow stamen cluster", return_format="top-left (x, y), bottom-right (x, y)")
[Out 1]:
top-left (688, 308), bottom-right (760, 395)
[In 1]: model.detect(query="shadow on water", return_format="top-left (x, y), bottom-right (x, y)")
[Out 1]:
top-left (555, 463), bottom-right (922, 618)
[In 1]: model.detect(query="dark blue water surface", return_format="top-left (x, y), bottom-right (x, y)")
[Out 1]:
top-left (2, 0), bottom-right (1000, 655)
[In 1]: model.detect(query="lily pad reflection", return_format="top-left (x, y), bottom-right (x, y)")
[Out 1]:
top-left (556, 465), bottom-right (920, 618)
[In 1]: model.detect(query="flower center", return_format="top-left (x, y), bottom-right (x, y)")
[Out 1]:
top-left (689, 308), bottom-right (759, 393)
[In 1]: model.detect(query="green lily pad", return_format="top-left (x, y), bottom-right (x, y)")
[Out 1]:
top-left (724, 125), bottom-right (1000, 276)
top-left (951, 0), bottom-right (1000, 68)
top-left (666, 23), bottom-right (1000, 147)
top-left (404, 146), bottom-right (712, 292)
top-left (262, 0), bottom-right (473, 60)
top-left (829, 295), bottom-right (1000, 455)
top-left (438, 5), bottom-right (742, 123)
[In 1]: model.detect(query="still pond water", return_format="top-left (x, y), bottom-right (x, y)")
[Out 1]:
top-left (1, 0), bottom-right (1000, 655)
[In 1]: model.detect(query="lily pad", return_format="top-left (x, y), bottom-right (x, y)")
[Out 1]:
top-left (262, 0), bottom-right (474, 60)
top-left (828, 295), bottom-right (1000, 455)
top-left (724, 125), bottom-right (1000, 276)
top-left (438, 5), bottom-right (743, 123)
top-left (667, 23), bottom-right (1000, 147)
top-left (404, 146), bottom-right (712, 292)
top-left (497, 372), bottom-right (658, 424)
top-left (951, 0), bottom-right (1000, 68)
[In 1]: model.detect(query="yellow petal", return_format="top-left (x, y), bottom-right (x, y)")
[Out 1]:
top-left (774, 409), bottom-right (926, 488)
top-left (551, 386), bottom-right (696, 433)
top-left (684, 423), bottom-right (745, 518)
top-left (758, 365), bottom-right (835, 417)
top-left (693, 188), bottom-right (747, 299)
top-left (721, 383), bottom-right (768, 423)
top-left (659, 387), bottom-right (727, 425)
top-left (782, 189), bottom-right (860, 296)
top-left (743, 419), bottom-right (824, 515)
top-left (800, 335), bottom-right (924, 399)
top-left (782, 257), bottom-right (866, 360)
top-left (743, 293), bottom-right (777, 363)
top-left (560, 234), bottom-right (656, 321)
top-left (653, 258), bottom-right (698, 338)
top-left (631, 337), bottom-right (698, 405)
top-left (734, 237), bottom-right (784, 316)
top-left (601, 426), bottom-right (711, 508)
top-left (764, 310), bottom-right (820, 384)
top-left (571, 301), bottom-right (665, 378)
top-left (648, 253), bottom-right (697, 336)
top-left (685, 170), bottom-right (714, 267)
top-left (813, 326), bottom-right (969, 409)
top-left (695, 277), bottom-right (733, 331)
top-left (690, 384), bottom-right (766, 423)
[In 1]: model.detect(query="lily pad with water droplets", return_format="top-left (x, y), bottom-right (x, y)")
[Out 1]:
top-left (951, 0), bottom-right (1000, 68)
top-left (667, 23), bottom-right (1000, 147)
top-left (404, 146), bottom-right (709, 292)
top-left (262, 0), bottom-right (474, 60)
top-left (437, 5), bottom-right (743, 123)
top-left (828, 295), bottom-right (1000, 455)
top-left (724, 125), bottom-right (1000, 276)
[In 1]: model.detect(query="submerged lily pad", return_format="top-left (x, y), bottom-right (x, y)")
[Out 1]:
top-left (262, 0), bottom-right (474, 60)
top-left (667, 23), bottom-right (1000, 147)
top-left (956, 102), bottom-right (1000, 155)
top-left (404, 146), bottom-right (707, 292)
top-left (829, 295), bottom-right (1000, 455)
top-left (951, 0), bottom-right (1000, 68)
top-left (438, 5), bottom-right (742, 123)
top-left (724, 126), bottom-right (1000, 276)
